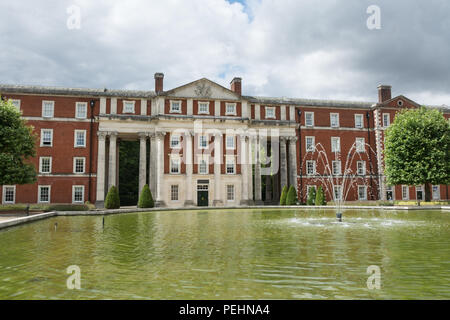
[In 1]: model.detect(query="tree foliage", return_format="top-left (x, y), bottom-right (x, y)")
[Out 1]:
top-left (105, 186), bottom-right (120, 209)
top-left (286, 186), bottom-right (298, 205)
top-left (138, 184), bottom-right (154, 208)
top-left (279, 185), bottom-right (288, 205)
top-left (306, 187), bottom-right (316, 205)
top-left (0, 99), bottom-right (37, 185)
top-left (315, 186), bottom-right (326, 205)
top-left (384, 107), bottom-right (450, 191)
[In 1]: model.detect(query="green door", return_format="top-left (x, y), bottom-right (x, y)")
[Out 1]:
top-left (197, 191), bottom-right (208, 207)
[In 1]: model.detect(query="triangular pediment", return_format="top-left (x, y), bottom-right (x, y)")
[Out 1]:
top-left (381, 95), bottom-right (421, 109)
top-left (164, 78), bottom-right (240, 100)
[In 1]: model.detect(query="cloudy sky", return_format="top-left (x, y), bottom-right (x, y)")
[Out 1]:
top-left (1, 0), bottom-right (449, 105)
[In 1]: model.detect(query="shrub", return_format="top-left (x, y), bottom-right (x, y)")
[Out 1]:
top-left (137, 184), bottom-right (154, 208)
top-left (286, 186), bottom-right (298, 205)
top-left (306, 187), bottom-right (316, 205)
top-left (280, 185), bottom-right (288, 205)
top-left (315, 186), bottom-right (326, 206)
top-left (105, 186), bottom-right (120, 209)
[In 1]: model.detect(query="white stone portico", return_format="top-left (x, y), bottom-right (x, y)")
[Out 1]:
top-left (95, 78), bottom-right (299, 208)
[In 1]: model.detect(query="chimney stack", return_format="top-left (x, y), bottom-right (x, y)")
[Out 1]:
top-left (377, 85), bottom-right (392, 103)
top-left (154, 73), bottom-right (164, 93)
top-left (230, 77), bottom-right (242, 96)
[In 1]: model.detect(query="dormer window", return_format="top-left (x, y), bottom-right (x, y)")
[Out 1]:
top-left (123, 101), bottom-right (135, 114)
top-left (265, 107), bottom-right (275, 119)
top-left (225, 103), bottom-right (237, 115)
top-left (170, 100), bottom-right (181, 113)
top-left (198, 102), bottom-right (209, 114)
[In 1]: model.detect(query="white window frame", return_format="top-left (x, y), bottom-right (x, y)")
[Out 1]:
top-left (198, 135), bottom-right (208, 149)
top-left (305, 112), bottom-right (314, 127)
top-left (170, 185), bottom-right (179, 201)
top-left (354, 114), bottom-right (364, 128)
top-left (198, 156), bottom-right (209, 174)
top-left (170, 134), bottom-right (181, 149)
top-left (10, 99), bottom-right (21, 110)
top-left (226, 135), bottom-right (235, 150)
top-left (330, 113), bottom-right (339, 128)
top-left (40, 129), bottom-right (53, 147)
top-left (2, 185), bottom-right (16, 204)
top-left (73, 157), bottom-right (86, 174)
top-left (358, 185), bottom-right (367, 200)
top-left (332, 160), bottom-right (341, 175)
top-left (306, 160), bottom-right (316, 176)
top-left (198, 101), bottom-right (209, 114)
top-left (432, 185), bottom-right (440, 200)
top-left (402, 185), bottom-right (409, 200)
top-left (123, 100), bottom-right (135, 114)
top-left (226, 156), bottom-right (236, 174)
top-left (170, 100), bottom-right (182, 113)
top-left (357, 161), bottom-right (366, 175)
top-left (306, 136), bottom-right (315, 152)
top-left (334, 185), bottom-right (342, 201)
top-left (227, 185), bottom-right (235, 201)
top-left (72, 185), bottom-right (85, 204)
top-left (170, 156), bottom-right (181, 174)
top-left (74, 130), bottom-right (86, 148)
top-left (75, 102), bottom-right (87, 119)
top-left (383, 113), bottom-right (390, 127)
top-left (39, 156), bottom-right (52, 174)
top-left (331, 137), bottom-right (340, 153)
top-left (356, 137), bottom-right (365, 153)
top-left (42, 100), bottom-right (54, 118)
top-left (265, 106), bottom-right (275, 119)
top-left (38, 185), bottom-right (51, 203)
top-left (225, 103), bottom-right (237, 116)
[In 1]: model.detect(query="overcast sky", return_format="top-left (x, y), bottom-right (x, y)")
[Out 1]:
top-left (1, 0), bottom-right (449, 105)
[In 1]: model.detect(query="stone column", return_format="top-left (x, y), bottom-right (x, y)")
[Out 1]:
top-left (289, 136), bottom-right (298, 192)
top-left (138, 132), bottom-right (147, 194)
top-left (155, 131), bottom-right (166, 207)
top-left (254, 135), bottom-right (263, 205)
top-left (248, 135), bottom-right (255, 204)
top-left (108, 131), bottom-right (118, 190)
top-left (95, 131), bottom-right (107, 207)
top-left (149, 133), bottom-right (157, 197)
top-left (240, 134), bottom-right (249, 205)
top-left (213, 132), bottom-right (223, 206)
top-left (184, 130), bottom-right (195, 206)
top-left (280, 137), bottom-right (288, 190)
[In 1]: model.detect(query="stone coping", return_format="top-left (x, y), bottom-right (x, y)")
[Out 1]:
top-left (0, 205), bottom-right (448, 230)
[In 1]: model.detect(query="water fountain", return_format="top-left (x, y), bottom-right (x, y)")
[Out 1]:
top-left (301, 140), bottom-right (379, 222)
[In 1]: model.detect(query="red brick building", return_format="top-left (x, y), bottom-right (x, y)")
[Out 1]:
top-left (1, 76), bottom-right (449, 206)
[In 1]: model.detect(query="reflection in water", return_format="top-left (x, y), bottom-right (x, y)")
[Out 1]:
top-left (0, 209), bottom-right (449, 299)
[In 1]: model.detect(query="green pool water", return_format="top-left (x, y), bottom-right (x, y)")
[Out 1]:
top-left (0, 209), bottom-right (449, 299)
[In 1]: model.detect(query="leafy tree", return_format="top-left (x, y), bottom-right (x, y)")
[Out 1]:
top-left (137, 184), bottom-right (154, 208)
top-left (105, 186), bottom-right (120, 209)
top-left (384, 107), bottom-right (450, 202)
top-left (306, 187), bottom-right (316, 205)
top-left (315, 186), bottom-right (326, 205)
top-left (280, 185), bottom-right (288, 205)
top-left (286, 186), bottom-right (298, 205)
top-left (0, 99), bottom-right (37, 185)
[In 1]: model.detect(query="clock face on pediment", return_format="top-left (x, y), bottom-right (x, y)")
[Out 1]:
top-left (166, 78), bottom-right (239, 100)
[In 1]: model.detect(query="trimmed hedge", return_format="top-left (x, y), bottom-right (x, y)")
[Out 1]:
top-left (137, 184), bottom-right (154, 208)
top-left (286, 186), bottom-right (298, 205)
top-left (280, 185), bottom-right (288, 205)
top-left (0, 204), bottom-right (90, 212)
top-left (315, 186), bottom-right (326, 205)
top-left (105, 186), bottom-right (120, 209)
top-left (306, 187), bottom-right (316, 205)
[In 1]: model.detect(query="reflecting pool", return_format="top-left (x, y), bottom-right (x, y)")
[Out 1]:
top-left (0, 209), bottom-right (449, 299)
